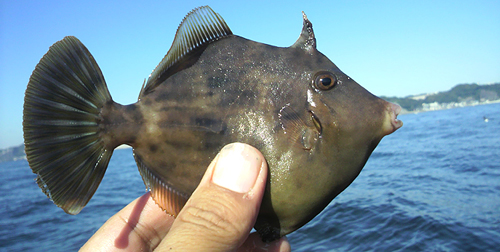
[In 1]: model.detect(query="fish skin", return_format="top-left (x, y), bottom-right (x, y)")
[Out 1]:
top-left (23, 6), bottom-right (402, 242)
top-left (113, 35), bottom-right (396, 240)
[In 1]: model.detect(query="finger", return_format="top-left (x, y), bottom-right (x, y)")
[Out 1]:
top-left (157, 143), bottom-right (268, 251)
top-left (81, 192), bottom-right (174, 251)
top-left (238, 233), bottom-right (291, 252)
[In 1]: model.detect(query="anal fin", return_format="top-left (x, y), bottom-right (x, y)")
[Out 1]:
top-left (133, 152), bottom-right (188, 216)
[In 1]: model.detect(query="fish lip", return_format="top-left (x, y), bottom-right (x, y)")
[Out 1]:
top-left (386, 102), bottom-right (403, 135)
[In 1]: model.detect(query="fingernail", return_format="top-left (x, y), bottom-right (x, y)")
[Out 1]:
top-left (212, 143), bottom-right (262, 193)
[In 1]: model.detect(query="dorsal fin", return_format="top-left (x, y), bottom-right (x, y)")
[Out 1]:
top-left (140, 6), bottom-right (232, 97)
top-left (291, 12), bottom-right (316, 52)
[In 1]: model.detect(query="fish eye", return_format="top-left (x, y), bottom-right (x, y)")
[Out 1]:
top-left (312, 71), bottom-right (337, 91)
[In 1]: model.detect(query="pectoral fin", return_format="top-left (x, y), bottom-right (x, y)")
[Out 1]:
top-left (278, 104), bottom-right (321, 151)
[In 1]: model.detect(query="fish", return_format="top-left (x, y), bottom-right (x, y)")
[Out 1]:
top-left (23, 6), bottom-right (403, 242)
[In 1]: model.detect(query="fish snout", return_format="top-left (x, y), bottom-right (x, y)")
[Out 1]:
top-left (382, 101), bottom-right (403, 136)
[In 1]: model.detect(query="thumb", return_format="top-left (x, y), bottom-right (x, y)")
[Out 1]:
top-left (157, 143), bottom-right (280, 251)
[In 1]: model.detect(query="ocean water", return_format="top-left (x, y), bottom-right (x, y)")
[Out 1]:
top-left (1, 103), bottom-right (499, 251)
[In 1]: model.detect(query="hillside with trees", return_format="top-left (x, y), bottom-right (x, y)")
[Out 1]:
top-left (381, 83), bottom-right (500, 113)
top-left (0, 144), bottom-right (25, 163)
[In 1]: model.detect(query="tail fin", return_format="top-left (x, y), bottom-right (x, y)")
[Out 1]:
top-left (23, 36), bottom-right (113, 215)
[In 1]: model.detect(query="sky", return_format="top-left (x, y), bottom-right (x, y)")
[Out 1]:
top-left (1, 0), bottom-right (499, 149)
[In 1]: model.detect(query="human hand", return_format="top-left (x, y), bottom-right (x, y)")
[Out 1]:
top-left (80, 143), bottom-right (291, 251)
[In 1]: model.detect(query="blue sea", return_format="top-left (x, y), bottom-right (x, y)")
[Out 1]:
top-left (1, 103), bottom-right (499, 251)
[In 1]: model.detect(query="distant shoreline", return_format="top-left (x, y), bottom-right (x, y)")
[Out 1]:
top-left (400, 99), bottom-right (500, 115)
top-left (382, 83), bottom-right (500, 114)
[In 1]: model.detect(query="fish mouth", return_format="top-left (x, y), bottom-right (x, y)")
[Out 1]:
top-left (384, 102), bottom-right (403, 135)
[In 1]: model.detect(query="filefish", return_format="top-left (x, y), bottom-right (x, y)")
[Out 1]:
top-left (23, 6), bottom-right (403, 241)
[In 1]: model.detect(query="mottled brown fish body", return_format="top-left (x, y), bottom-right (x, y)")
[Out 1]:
top-left (23, 6), bottom-right (402, 242)
top-left (110, 35), bottom-right (400, 238)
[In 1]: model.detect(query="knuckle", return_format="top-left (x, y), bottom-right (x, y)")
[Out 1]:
top-left (179, 196), bottom-right (243, 237)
